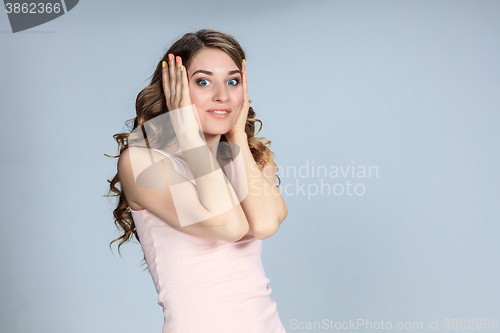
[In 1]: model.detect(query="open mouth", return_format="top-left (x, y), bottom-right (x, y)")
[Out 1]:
top-left (207, 109), bottom-right (231, 118)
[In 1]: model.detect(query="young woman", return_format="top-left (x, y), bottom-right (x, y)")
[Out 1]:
top-left (107, 29), bottom-right (288, 332)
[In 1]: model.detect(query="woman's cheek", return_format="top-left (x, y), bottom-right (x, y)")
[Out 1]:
top-left (191, 86), bottom-right (210, 98)
top-left (188, 86), bottom-right (204, 104)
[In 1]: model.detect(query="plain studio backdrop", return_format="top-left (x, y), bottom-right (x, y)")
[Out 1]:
top-left (1, 0), bottom-right (499, 332)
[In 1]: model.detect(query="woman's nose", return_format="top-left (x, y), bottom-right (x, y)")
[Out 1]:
top-left (212, 84), bottom-right (229, 102)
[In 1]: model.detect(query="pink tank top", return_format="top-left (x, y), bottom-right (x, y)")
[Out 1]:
top-left (130, 148), bottom-right (286, 333)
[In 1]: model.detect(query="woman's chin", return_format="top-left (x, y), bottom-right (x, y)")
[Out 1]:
top-left (202, 132), bottom-right (228, 139)
top-left (202, 126), bottom-right (233, 137)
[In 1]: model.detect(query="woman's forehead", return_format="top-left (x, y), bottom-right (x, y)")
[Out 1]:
top-left (189, 48), bottom-right (238, 72)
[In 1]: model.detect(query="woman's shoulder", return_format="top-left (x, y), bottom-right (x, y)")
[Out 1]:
top-left (117, 147), bottom-right (177, 211)
top-left (118, 146), bottom-right (174, 169)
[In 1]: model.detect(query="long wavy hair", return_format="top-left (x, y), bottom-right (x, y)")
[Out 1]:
top-left (106, 29), bottom-right (281, 267)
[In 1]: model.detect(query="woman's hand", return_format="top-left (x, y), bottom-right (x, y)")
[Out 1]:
top-left (162, 54), bottom-right (200, 139)
top-left (225, 60), bottom-right (249, 139)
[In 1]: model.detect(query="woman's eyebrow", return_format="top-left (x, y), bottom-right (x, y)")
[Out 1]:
top-left (191, 69), bottom-right (241, 77)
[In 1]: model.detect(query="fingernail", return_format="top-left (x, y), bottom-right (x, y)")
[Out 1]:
top-left (176, 56), bottom-right (180, 63)
top-left (162, 61), bottom-right (166, 68)
top-left (169, 54), bottom-right (173, 61)
top-left (243, 59), bottom-right (246, 66)
top-left (181, 65), bottom-right (184, 72)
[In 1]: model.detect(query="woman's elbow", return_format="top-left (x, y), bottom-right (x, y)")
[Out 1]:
top-left (224, 218), bottom-right (250, 242)
top-left (252, 219), bottom-right (281, 240)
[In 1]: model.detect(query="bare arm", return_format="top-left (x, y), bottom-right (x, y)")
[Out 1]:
top-left (221, 60), bottom-right (287, 240)
top-left (119, 146), bottom-right (249, 242)
top-left (175, 134), bottom-right (247, 228)
top-left (226, 132), bottom-right (288, 240)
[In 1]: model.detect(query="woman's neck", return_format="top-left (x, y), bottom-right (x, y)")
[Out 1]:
top-left (203, 133), bottom-right (221, 156)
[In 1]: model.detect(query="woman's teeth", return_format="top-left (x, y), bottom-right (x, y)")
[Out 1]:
top-left (213, 111), bottom-right (227, 114)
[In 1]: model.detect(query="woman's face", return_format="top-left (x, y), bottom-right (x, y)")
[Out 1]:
top-left (187, 47), bottom-right (243, 138)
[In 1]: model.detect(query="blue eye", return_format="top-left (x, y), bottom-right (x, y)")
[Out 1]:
top-left (197, 79), bottom-right (210, 86)
top-left (228, 79), bottom-right (239, 86)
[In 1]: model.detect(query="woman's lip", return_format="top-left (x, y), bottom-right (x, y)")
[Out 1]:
top-left (207, 110), bottom-right (231, 119)
top-left (207, 108), bottom-right (231, 113)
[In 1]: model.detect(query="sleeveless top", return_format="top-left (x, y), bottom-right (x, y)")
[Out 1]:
top-left (130, 148), bottom-right (287, 333)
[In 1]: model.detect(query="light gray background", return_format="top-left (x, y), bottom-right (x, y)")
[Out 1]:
top-left (1, 0), bottom-right (499, 332)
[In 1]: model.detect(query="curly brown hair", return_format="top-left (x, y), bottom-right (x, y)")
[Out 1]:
top-left (105, 29), bottom-right (281, 267)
